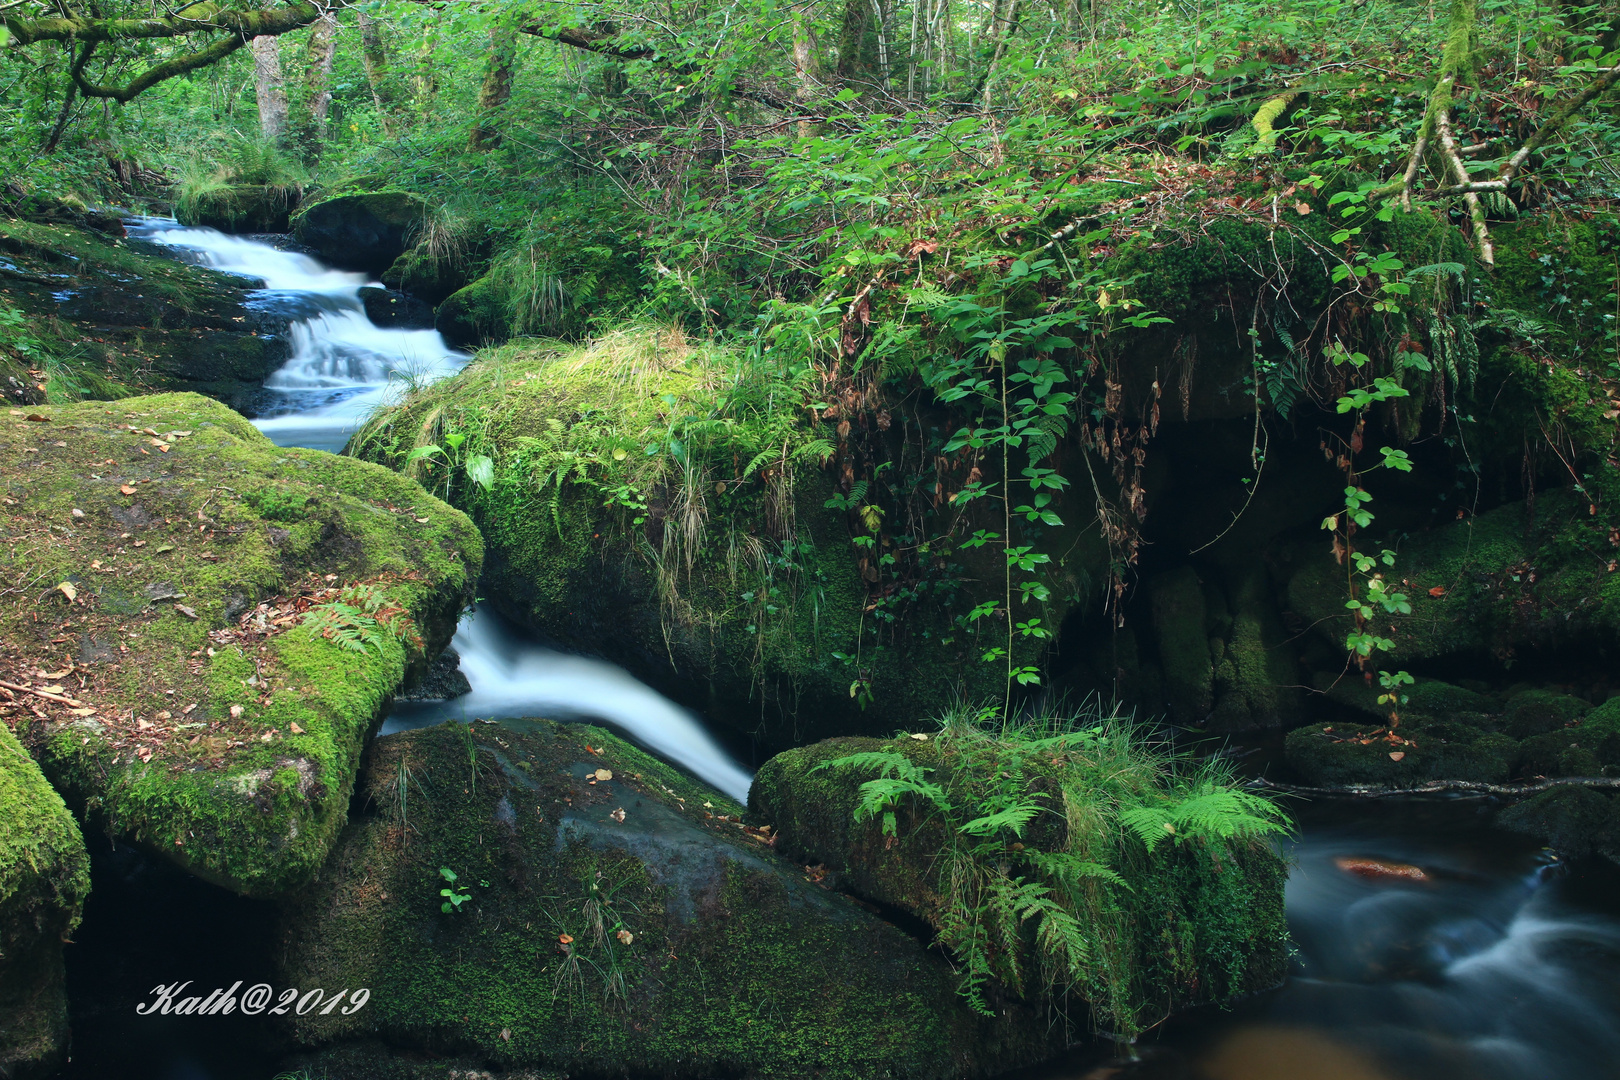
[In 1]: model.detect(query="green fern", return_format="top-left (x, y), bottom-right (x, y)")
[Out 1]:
top-left (1118, 783), bottom-right (1289, 854)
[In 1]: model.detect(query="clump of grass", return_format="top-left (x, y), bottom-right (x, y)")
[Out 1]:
top-left (816, 699), bottom-right (1292, 1039)
top-left (174, 133), bottom-right (308, 223)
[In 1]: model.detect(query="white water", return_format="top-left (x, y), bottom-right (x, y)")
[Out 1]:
top-left (126, 219), bottom-right (467, 453)
top-left (384, 607), bottom-right (755, 803)
top-left (132, 220), bottom-right (756, 802)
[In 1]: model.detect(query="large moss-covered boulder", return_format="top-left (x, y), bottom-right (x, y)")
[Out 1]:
top-left (381, 243), bottom-right (475, 308)
top-left (351, 328), bottom-right (1104, 749)
top-left (293, 192), bottom-right (428, 276)
top-left (176, 184), bottom-right (301, 234)
top-left (276, 720), bottom-right (1064, 1079)
top-left (0, 722), bottom-right (90, 1080)
top-left (0, 217), bottom-right (290, 405)
top-left (1286, 493), bottom-right (1620, 667)
top-left (431, 274), bottom-right (504, 347)
top-left (751, 728), bottom-right (1289, 1037)
top-left (0, 394), bottom-right (481, 896)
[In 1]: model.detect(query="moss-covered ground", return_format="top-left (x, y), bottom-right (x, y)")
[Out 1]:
top-left (0, 393), bottom-right (481, 896)
top-left (277, 719), bottom-right (1063, 1079)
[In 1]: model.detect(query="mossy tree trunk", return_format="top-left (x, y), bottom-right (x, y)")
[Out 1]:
top-left (249, 17), bottom-right (290, 142)
top-left (299, 12), bottom-right (337, 152)
top-left (357, 10), bottom-right (397, 137)
top-left (468, 17), bottom-right (520, 151)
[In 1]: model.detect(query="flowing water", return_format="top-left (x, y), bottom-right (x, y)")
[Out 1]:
top-left (66, 223), bottom-right (1620, 1080)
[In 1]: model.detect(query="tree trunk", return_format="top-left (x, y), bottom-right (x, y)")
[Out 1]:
top-left (412, 25), bottom-right (440, 101)
top-left (835, 0), bottom-right (870, 79)
top-left (358, 11), bottom-right (397, 136)
top-left (468, 19), bottom-right (520, 151)
top-left (791, 0), bottom-right (820, 133)
top-left (303, 13), bottom-right (337, 144)
top-left (250, 32), bottom-right (289, 142)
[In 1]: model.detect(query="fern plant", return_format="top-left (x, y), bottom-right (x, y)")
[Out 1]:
top-left (302, 582), bottom-right (425, 656)
top-left (816, 702), bottom-right (1290, 1037)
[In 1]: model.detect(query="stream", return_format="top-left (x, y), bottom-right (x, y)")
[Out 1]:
top-left (57, 223), bottom-right (1620, 1080)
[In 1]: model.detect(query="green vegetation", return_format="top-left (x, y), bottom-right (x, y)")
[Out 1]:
top-left (757, 702), bottom-right (1290, 1039)
top-left (0, 393), bottom-right (480, 896)
top-left (0, 720), bottom-right (90, 1079)
top-left (278, 719), bottom-right (1070, 1079)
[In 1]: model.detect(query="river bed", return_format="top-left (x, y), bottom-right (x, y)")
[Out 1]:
top-left (53, 222), bottom-right (1620, 1080)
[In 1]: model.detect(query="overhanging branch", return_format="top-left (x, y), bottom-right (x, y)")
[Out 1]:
top-left (71, 32), bottom-right (246, 102)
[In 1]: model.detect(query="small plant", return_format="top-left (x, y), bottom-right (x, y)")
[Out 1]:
top-left (439, 866), bottom-right (471, 913)
top-left (302, 582), bottom-right (425, 656)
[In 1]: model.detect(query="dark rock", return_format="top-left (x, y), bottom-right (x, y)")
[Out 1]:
top-left (381, 243), bottom-right (478, 306)
top-left (357, 286), bottom-right (434, 330)
top-left (176, 184), bottom-right (302, 234)
top-left (292, 192), bottom-right (429, 276)
top-left (1499, 786), bottom-right (1620, 858)
top-left (393, 647), bottom-right (471, 701)
top-left (433, 274), bottom-right (506, 347)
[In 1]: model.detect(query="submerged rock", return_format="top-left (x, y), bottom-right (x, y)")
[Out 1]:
top-left (176, 184), bottom-right (302, 234)
top-left (277, 720), bottom-right (1064, 1079)
top-left (393, 647), bottom-right (471, 702)
top-left (0, 721), bottom-right (90, 1079)
top-left (293, 192), bottom-right (429, 275)
top-left (0, 394), bottom-right (481, 897)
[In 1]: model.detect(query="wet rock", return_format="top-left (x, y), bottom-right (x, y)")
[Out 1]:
top-left (1, 394), bottom-right (481, 897)
top-left (381, 243), bottom-right (479, 307)
top-left (393, 647), bottom-right (471, 702)
top-left (358, 285), bottom-right (435, 330)
top-left (292, 192), bottom-right (428, 275)
top-left (0, 721), bottom-right (90, 1079)
top-left (176, 184), bottom-right (302, 234)
top-left (277, 720), bottom-right (1064, 1079)
top-left (1498, 786), bottom-right (1620, 858)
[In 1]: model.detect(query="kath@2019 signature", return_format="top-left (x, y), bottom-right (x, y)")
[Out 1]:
top-left (136, 982), bottom-right (370, 1016)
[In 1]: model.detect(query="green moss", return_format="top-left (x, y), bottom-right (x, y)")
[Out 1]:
top-left (1209, 565), bottom-right (1299, 729)
top-left (750, 727), bottom-right (1289, 1035)
top-left (1149, 567), bottom-right (1212, 723)
top-left (1504, 690), bottom-right (1591, 739)
top-left (0, 394), bottom-right (481, 896)
top-left (1498, 786), bottom-right (1620, 858)
top-left (277, 720), bottom-right (1062, 1078)
top-left (292, 191), bottom-right (429, 275)
top-left (175, 184), bottom-right (301, 233)
top-left (431, 275), bottom-right (505, 347)
top-left (351, 328), bottom-right (1083, 748)
top-left (0, 721), bottom-right (89, 1079)
top-left (1285, 720), bottom-right (1516, 786)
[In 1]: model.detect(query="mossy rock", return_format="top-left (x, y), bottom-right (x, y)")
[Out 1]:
top-left (751, 733), bottom-right (1289, 1033)
top-left (381, 244), bottom-right (474, 307)
top-left (1498, 786), bottom-right (1620, 858)
top-left (431, 274), bottom-right (505, 347)
top-left (1406, 678), bottom-right (1494, 716)
top-left (1286, 493), bottom-right (1620, 667)
top-left (0, 217), bottom-right (289, 403)
top-left (1503, 689), bottom-right (1591, 739)
top-left (1285, 721), bottom-right (1516, 786)
top-left (176, 184), bottom-right (301, 234)
top-left (0, 394), bottom-right (481, 896)
top-left (1208, 564), bottom-right (1300, 730)
top-left (292, 192), bottom-right (428, 275)
top-left (0, 722), bottom-right (90, 1079)
top-left (276, 720), bottom-right (1064, 1079)
top-left (351, 329), bottom-right (1103, 749)
top-left (1515, 731), bottom-right (1603, 779)
top-left (1149, 566), bottom-right (1212, 724)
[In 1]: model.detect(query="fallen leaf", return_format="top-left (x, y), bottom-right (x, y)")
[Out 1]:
top-left (415, 516), bottom-right (430, 523)
top-left (56, 581), bottom-right (76, 601)
top-left (1294, 200), bottom-right (1312, 215)
top-left (137, 719), bottom-right (153, 730)
top-left (260, 731), bottom-right (274, 742)
top-left (909, 732), bottom-right (929, 740)
top-left (1389, 751), bottom-right (1406, 761)
top-left (499, 1028), bottom-right (511, 1043)
top-left (229, 704), bottom-right (244, 719)
top-left (70, 508), bottom-right (84, 518)
top-left (1335, 856), bottom-right (1426, 882)
top-left (25, 414), bottom-right (50, 422)
top-left (175, 604), bottom-right (198, 619)
top-left (609, 807), bottom-right (626, 823)
top-left (558, 933), bottom-right (574, 944)
top-left (1427, 586), bottom-right (1446, 598)
top-left (594, 768), bottom-right (613, 781)
top-left (615, 929), bottom-right (634, 945)
top-left (154, 544), bottom-right (174, 553)
top-left (290, 722), bottom-right (304, 734)
top-left (156, 710), bottom-right (171, 720)
top-left (68, 707), bottom-right (96, 717)
top-left (157, 444), bottom-right (170, 453)
top-left (120, 485), bottom-right (137, 495)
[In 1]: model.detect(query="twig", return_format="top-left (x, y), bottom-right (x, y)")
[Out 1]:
top-left (1247, 774), bottom-right (1620, 799)
top-left (0, 679), bottom-right (89, 708)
